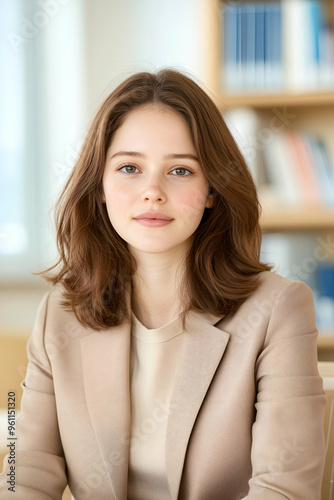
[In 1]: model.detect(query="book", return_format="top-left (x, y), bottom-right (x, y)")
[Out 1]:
top-left (254, 2), bottom-right (265, 89)
top-left (262, 133), bottom-right (303, 206)
top-left (222, 2), bottom-right (283, 91)
top-left (282, 0), bottom-right (311, 89)
top-left (317, 264), bottom-right (334, 299)
top-left (281, 0), bottom-right (330, 89)
top-left (222, 4), bottom-right (238, 90)
top-left (302, 133), bottom-right (334, 207)
top-left (261, 130), bottom-right (334, 208)
top-left (261, 232), bottom-right (318, 290)
top-left (317, 138), bottom-right (334, 207)
top-left (261, 235), bottom-right (334, 329)
top-left (315, 264), bottom-right (334, 330)
top-left (223, 107), bottom-right (261, 185)
top-left (285, 132), bottom-right (323, 207)
top-left (245, 3), bottom-right (256, 89)
top-left (222, 0), bottom-right (334, 92)
top-left (264, 2), bottom-right (282, 89)
top-left (319, 25), bottom-right (334, 87)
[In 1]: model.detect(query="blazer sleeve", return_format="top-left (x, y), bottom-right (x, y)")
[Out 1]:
top-left (0, 293), bottom-right (68, 500)
top-left (242, 280), bottom-right (326, 500)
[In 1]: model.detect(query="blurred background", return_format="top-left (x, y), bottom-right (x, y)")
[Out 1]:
top-left (0, 0), bottom-right (334, 380)
top-left (0, 0), bottom-right (213, 332)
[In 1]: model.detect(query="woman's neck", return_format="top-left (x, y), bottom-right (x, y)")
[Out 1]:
top-left (130, 247), bottom-right (187, 329)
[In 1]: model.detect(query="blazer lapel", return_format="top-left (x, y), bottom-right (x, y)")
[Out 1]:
top-left (166, 311), bottom-right (230, 499)
top-left (80, 320), bottom-right (131, 500)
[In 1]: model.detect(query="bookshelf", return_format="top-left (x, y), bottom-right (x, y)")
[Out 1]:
top-left (203, 0), bottom-right (334, 358)
top-left (217, 91), bottom-right (334, 109)
top-left (260, 208), bottom-right (334, 233)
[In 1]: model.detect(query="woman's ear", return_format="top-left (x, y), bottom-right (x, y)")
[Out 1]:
top-left (205, 188), bottom-right (216, 209)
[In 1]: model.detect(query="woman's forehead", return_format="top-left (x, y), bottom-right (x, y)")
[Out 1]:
top-left (107, 106), bottom-right (196, 155)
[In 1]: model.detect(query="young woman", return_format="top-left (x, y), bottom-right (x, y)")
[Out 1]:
top-left (0, 69), bottom-right (326, 499)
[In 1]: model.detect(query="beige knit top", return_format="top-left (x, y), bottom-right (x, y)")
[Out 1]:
top-left (127, 313), bottom-right (184, 500)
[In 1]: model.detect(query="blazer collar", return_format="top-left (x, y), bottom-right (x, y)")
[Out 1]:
top-left (166, 310), bottom-right (230, 499)
top-left (80, 311), bottom-right (230, 500)
top-left (81, 321), bottom-right (131, 500)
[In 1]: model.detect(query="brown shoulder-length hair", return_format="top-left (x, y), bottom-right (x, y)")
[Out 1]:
top-left (42, 68), bottom-right (271, 329)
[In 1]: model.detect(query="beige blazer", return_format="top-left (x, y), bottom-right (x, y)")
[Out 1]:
top-left (0, 271), bottom-right (326, 499)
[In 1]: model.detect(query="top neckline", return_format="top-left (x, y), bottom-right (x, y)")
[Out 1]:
top-left (131, 313), bottom-right (184, 344)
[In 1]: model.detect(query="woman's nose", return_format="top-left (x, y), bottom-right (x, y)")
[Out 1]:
top-left (141, 177), bottom-right (166, 203)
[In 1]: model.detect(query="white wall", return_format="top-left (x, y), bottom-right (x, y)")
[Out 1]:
top-left (82, 0), bottom-right (208, 116)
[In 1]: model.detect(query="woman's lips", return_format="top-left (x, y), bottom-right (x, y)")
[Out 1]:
top-left (134, 218), bottom-right (173, 227)
top-left (134, 212), bottom-right (173, 227)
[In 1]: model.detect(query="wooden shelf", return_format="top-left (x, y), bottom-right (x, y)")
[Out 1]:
top-left (217, 90), bottom-right (334, 110)
top-left (209, 0), bottom-right (334, 353)
top-left (318, 335), bottom-right (334, 349)
top-left (260, 208), bottom-right (334, 232)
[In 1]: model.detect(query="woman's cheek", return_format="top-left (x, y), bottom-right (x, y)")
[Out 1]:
top-left (107, 184), bottom-right (131, 205)
top-left (178, 191), bottom-right (208, 226)
top-left (181, 189), bottom-right (208, 211)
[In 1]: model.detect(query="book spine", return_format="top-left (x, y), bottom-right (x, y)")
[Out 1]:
top-left (264, 2), bottom-right (272, 89)
top-left (245, 4), bottom-right (256, 89)
top-left (271, 2), bottom-right (283, 89)
top-left (319, 16), bottom-right (334, 88)
top-left (254, 2), bottom-right (265, 89)
top-left (317, 138), bottom-right (334, 207)
top-left (222, 5), bottom-right (238, 90)
top-left (282, 0), bottom-right (316, 89)
top-left (289, 132), bottom-right (323, 206)
top-left (222, 0), bottom-right (333, 92)
top-left (308, 0), bottom-right (322, 87)
top-left (302, 133), bottom-right (334, 207)
top-left (262, 133), bottom-right (302, 206)
top-left (315, 264), bottom-right (334, 330)
top-left (285, 132), bottom-right (320, 207)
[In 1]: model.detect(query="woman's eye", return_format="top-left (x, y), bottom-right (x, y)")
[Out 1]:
top-left (119, 165), bottom-right (139, 174)
top-left (170, 167), bottom-right (192, 176)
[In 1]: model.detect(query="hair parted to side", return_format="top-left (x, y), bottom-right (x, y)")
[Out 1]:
top-left (41, 68), bottom-right (271, 330)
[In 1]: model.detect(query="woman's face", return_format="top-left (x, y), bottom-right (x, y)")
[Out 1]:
top-left (102, 105), bottom-right (213, 258)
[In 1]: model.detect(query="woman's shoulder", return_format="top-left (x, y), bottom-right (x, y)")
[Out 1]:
top-left (224, 270), bottom-right (314, 327)
top-left (255, 270), bottom-right (313, 299)
top-left (30, 287), bottom-right (96, 355)
top-left (218, 271), bottom-right (317, 345)
top-left (39, 286), bottom-right (66, 312)
top-left (38, 286), bottom-right (81, 329)
top-left (237, 270), bottom-right (316, 328)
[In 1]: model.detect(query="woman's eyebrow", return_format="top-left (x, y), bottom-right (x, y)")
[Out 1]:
top-left (110, 151), bottom-right (145, 160)
top-left (165, 153), bottom-right (199, 161)
top-left (110, 151), bottom-right (199, 161)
